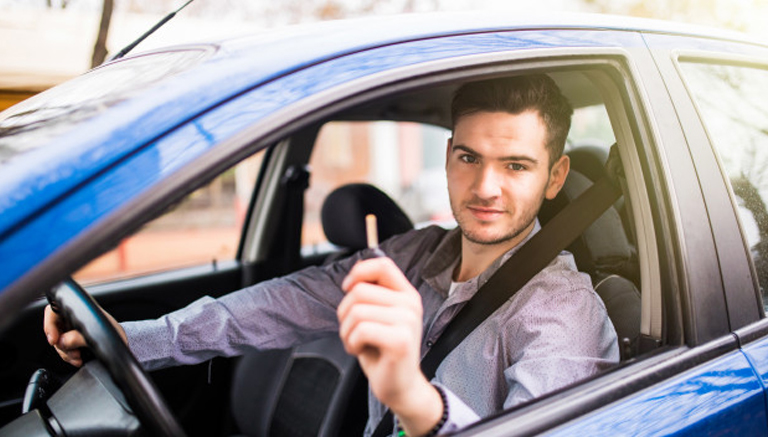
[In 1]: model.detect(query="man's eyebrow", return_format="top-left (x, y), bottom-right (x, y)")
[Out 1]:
top-left (451, 144), bottom-right (478, 155)
top-left (451, 144), bottom-right (539, 164)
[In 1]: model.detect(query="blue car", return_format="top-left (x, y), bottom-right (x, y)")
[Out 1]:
top-left (1, 12), bottom-right (768, 437)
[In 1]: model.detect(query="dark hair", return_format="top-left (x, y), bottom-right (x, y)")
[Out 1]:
top-left (451, 74), bottom-right (573, 167)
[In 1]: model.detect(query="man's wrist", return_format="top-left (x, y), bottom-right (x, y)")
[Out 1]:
top-left (393, 380), bottom-right (445, 437)
top-left (397, 383), bottom-right (448, 437)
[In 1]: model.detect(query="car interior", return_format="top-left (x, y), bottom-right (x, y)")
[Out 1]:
top-left (0, 67), bottom-right (659, 436)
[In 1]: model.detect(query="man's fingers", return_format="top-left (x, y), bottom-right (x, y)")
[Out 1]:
top-left (342, 257), bottom-right (413, 293)
top-left (337, 258), bottom-right (423, 359)
top-left (58, 330), bottom-right (87, 350)
top-left (339, 303), bottom-right (416, 344)
top-left (54, 346), bottom-right (83, 367)
top-left (44, 304), bottom-right (87, 350)
top-left (337, 282), bottom-right (418, 321)
top-left (45, 304), bottom-right (84, 367)
top-left (343, 321), bottom-right (411, 357)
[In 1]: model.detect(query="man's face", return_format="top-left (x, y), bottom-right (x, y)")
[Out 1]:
top-left (446, 110), bottom-right (569, 249)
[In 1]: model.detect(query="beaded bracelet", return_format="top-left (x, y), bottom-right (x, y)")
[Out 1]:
top-left (396, 383), bottom-right (449, 437)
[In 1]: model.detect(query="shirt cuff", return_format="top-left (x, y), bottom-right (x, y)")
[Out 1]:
top-left (431, 382), bottom-right (480, 435)
top-left (122, 317), bottom-right (176, 371)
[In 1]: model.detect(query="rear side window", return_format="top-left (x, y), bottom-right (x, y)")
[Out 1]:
top-left (74, 149), bottom-right (265, 284)
top-left (679, 61), bottom-right (768, 309)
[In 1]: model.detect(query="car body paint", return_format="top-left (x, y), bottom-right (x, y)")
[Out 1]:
top-left (545, 349), bottom-right (767, 436)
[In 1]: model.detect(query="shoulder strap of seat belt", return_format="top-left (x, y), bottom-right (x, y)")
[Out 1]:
top-left (372, 173), bottom-right (622, 437)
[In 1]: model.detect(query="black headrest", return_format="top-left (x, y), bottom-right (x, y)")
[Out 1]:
top-left (539, 170), bottom-right (634, 279)
top-left (321, 183), bottom-right (413, 250)
top-left (567, 145), bottom-right (609, 182)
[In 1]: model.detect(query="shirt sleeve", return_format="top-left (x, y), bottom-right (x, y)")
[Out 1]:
top-left (121, 227), bottom-right (442, 372)
top-left (122, 258), bottom-right (359, 371)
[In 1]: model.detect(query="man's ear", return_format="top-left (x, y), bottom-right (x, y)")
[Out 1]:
top-left (445, 137), bottom-right (453, 170)
top-left (545, 155), bottom-right (570, 200)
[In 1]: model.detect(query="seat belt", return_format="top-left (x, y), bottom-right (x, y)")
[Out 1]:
top-left (372, 171), bottom-right (622, 437)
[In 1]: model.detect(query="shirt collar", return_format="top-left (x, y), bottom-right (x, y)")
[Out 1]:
top-left (422, 220), bottom-right (542, 299)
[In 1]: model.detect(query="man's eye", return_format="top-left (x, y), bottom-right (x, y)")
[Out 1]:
top-left (508, 163), bottom-right (526, 171)
top-left (459, 154), bottom-right (477, 164)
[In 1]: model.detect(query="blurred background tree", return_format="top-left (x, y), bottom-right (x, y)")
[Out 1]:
top-left (581, 0), bottom-right (752, 32)
top-left (92, 0), bottom-right (113, 67)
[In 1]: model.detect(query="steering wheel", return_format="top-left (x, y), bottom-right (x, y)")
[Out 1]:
top-left (48, 279), bottom-right (186, 437)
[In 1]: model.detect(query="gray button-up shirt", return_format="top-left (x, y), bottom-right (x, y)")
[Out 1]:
top-left (123, 223), bottom-right (618, 436)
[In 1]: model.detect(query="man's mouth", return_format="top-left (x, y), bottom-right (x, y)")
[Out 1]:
top-left (467, 205), bottom-right (505, 221)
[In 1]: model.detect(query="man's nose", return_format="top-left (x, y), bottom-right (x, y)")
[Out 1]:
top-left (472, 165), bottom-right (502, 199)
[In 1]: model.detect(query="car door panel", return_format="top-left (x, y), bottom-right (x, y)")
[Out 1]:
top-left (739, 324), bottom-right (768, 419)
top-left (545, 349), bottom-right (767, 436)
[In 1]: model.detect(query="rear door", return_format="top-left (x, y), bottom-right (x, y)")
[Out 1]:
top-left (652, 33), bottom-right (768, 423)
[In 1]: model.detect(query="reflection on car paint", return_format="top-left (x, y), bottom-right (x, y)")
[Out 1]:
top-left (547, 350), bottom-right (767, 436)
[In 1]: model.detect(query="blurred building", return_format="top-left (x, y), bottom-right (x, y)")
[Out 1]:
top-left (0, 6), bottom-right (256, 111)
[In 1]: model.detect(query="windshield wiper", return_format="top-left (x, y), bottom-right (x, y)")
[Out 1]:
top-left (109, 0), bottom-right (194, 62)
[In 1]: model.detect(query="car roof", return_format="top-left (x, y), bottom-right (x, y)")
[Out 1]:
top-left (0, 11), bottom-right (760, 246)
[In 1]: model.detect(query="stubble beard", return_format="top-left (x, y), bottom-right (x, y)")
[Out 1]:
top-left (451, 192), bottom-right (546, 247)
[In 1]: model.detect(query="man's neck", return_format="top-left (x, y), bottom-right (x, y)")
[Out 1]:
top-left (454, 224), bottom-right (535, 283)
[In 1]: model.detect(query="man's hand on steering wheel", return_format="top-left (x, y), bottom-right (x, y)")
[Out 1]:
top-left (43, 303), bottom-right (127, 367)
top-left (42, 279), bottom-right (186, 436)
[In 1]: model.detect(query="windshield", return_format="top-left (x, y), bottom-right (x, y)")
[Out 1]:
top-left (0, 47), bottom-right (213, 165)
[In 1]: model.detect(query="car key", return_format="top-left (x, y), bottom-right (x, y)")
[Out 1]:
top-left (365, 214), bottom-right (387, 258)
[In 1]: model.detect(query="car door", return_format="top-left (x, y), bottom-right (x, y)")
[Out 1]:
top-left (649, 33), bottom-right (768, 425)
top-left (234, 27), bottom-right (765, 436)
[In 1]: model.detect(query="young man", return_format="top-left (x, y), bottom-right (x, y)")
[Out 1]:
top-left (46, 75), bottom-right (619, 436)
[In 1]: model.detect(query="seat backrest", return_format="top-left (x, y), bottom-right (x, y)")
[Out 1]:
top-left (539, 168), bottom-right (641, 360)
top-left (231, 183), bottom-right (413, 436)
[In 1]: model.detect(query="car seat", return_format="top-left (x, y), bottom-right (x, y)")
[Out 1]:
top-left (230, 183), bottom-right (413, 437)
top-left (568, 145), bottom-right (637, 255)
top-left (538, 161), bottom-right (641, 360)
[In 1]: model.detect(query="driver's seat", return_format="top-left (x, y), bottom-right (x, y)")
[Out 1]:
top-left (230, 183), bottom-right (413, 437)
